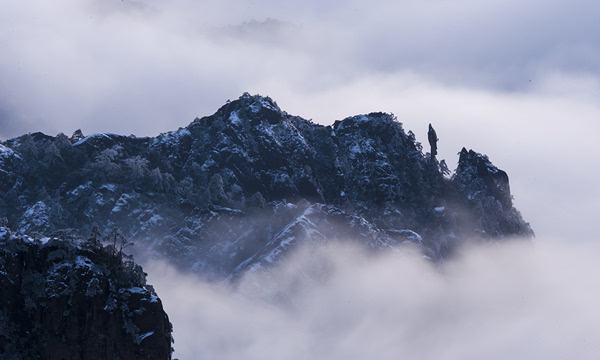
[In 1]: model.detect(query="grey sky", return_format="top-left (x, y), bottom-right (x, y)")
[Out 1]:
top-left (1, 0), bottom-right (599, 137)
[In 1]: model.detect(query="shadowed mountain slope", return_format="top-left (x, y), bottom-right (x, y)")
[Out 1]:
top-left (0, 93), bottom-right (532, 279)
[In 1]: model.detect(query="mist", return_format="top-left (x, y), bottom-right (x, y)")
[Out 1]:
top-left (147, 239), bottom-right (600, 359)
top-left (2, 0), bottom-right (600, 138)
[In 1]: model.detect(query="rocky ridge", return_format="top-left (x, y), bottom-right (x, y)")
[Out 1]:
top-left (0, 93), bottom-right (533, 279)
top-left (0, 226), bottom-right (173, 359)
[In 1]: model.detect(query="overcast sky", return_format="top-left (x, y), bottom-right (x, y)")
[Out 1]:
top-left (1, 0), bottom-right (599, 239)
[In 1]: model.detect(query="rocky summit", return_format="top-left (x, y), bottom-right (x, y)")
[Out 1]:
top-left (0, 227), bottom-right (173, 359)
top-left (0, 93), bottom-right (532, 280)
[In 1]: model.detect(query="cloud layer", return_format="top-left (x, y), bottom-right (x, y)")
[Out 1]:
top-left (148, 239), bottom-right (600, 359)
top-left (2, 0), bottom-right (600, 138)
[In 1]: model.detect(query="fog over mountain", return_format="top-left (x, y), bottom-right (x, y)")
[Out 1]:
top-left (149, 239), bottom-right (600, 359)
top-left (1, 92), bottom-right (595, 358)
top-left (1, 0), bottom-right (599, 359)
top-left (0, 93), bottom-right (533, 279)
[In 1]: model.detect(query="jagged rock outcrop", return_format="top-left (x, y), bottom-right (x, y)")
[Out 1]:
top-left (0, 93), bottom-right (532, 278)
top-left (452, 148), bottom-right (530, 237)
top-left (428, 124), bottom-right (438, 158)
top-left (0, 227), bottom-right (173, 359)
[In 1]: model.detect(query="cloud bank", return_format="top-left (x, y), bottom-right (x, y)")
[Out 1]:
top-left (1, 0), bottom-right (600, 138)
top-left (147, 239), bottom-right (600, 359)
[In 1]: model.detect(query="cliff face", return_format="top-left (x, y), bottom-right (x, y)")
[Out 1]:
top-left (0, 93), bottom-right (532, 279)
top-left (0, 228), bottom-right (173, 360)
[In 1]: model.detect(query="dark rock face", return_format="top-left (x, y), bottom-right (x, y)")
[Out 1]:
top-left (0, 93), bottom-right (533, 279)
top-left (452, 148), bottom-right (530, 237)
top-left (0, 228), bottom-right (173, 359)
top-left (428, 124), bottom-right (438, 157)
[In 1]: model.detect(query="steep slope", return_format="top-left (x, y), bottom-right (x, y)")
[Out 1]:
top-left (0, 93), bottom-right (532, 278)
top-left (0, 227), bottom-right (173, 359)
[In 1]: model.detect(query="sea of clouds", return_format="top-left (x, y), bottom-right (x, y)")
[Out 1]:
top-left (148, 239), bottom-right (600, 359)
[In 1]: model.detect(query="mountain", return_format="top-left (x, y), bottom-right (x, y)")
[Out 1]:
top-left (0, 227), bottom-right (173, 359)
top-left (0, 93), bottom-right (532, 279)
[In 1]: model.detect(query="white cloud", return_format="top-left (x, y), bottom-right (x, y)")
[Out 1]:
top-left (2, 0), bottom-right (600, 138)
top-left (147, 239), bottom-right (600, 359)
